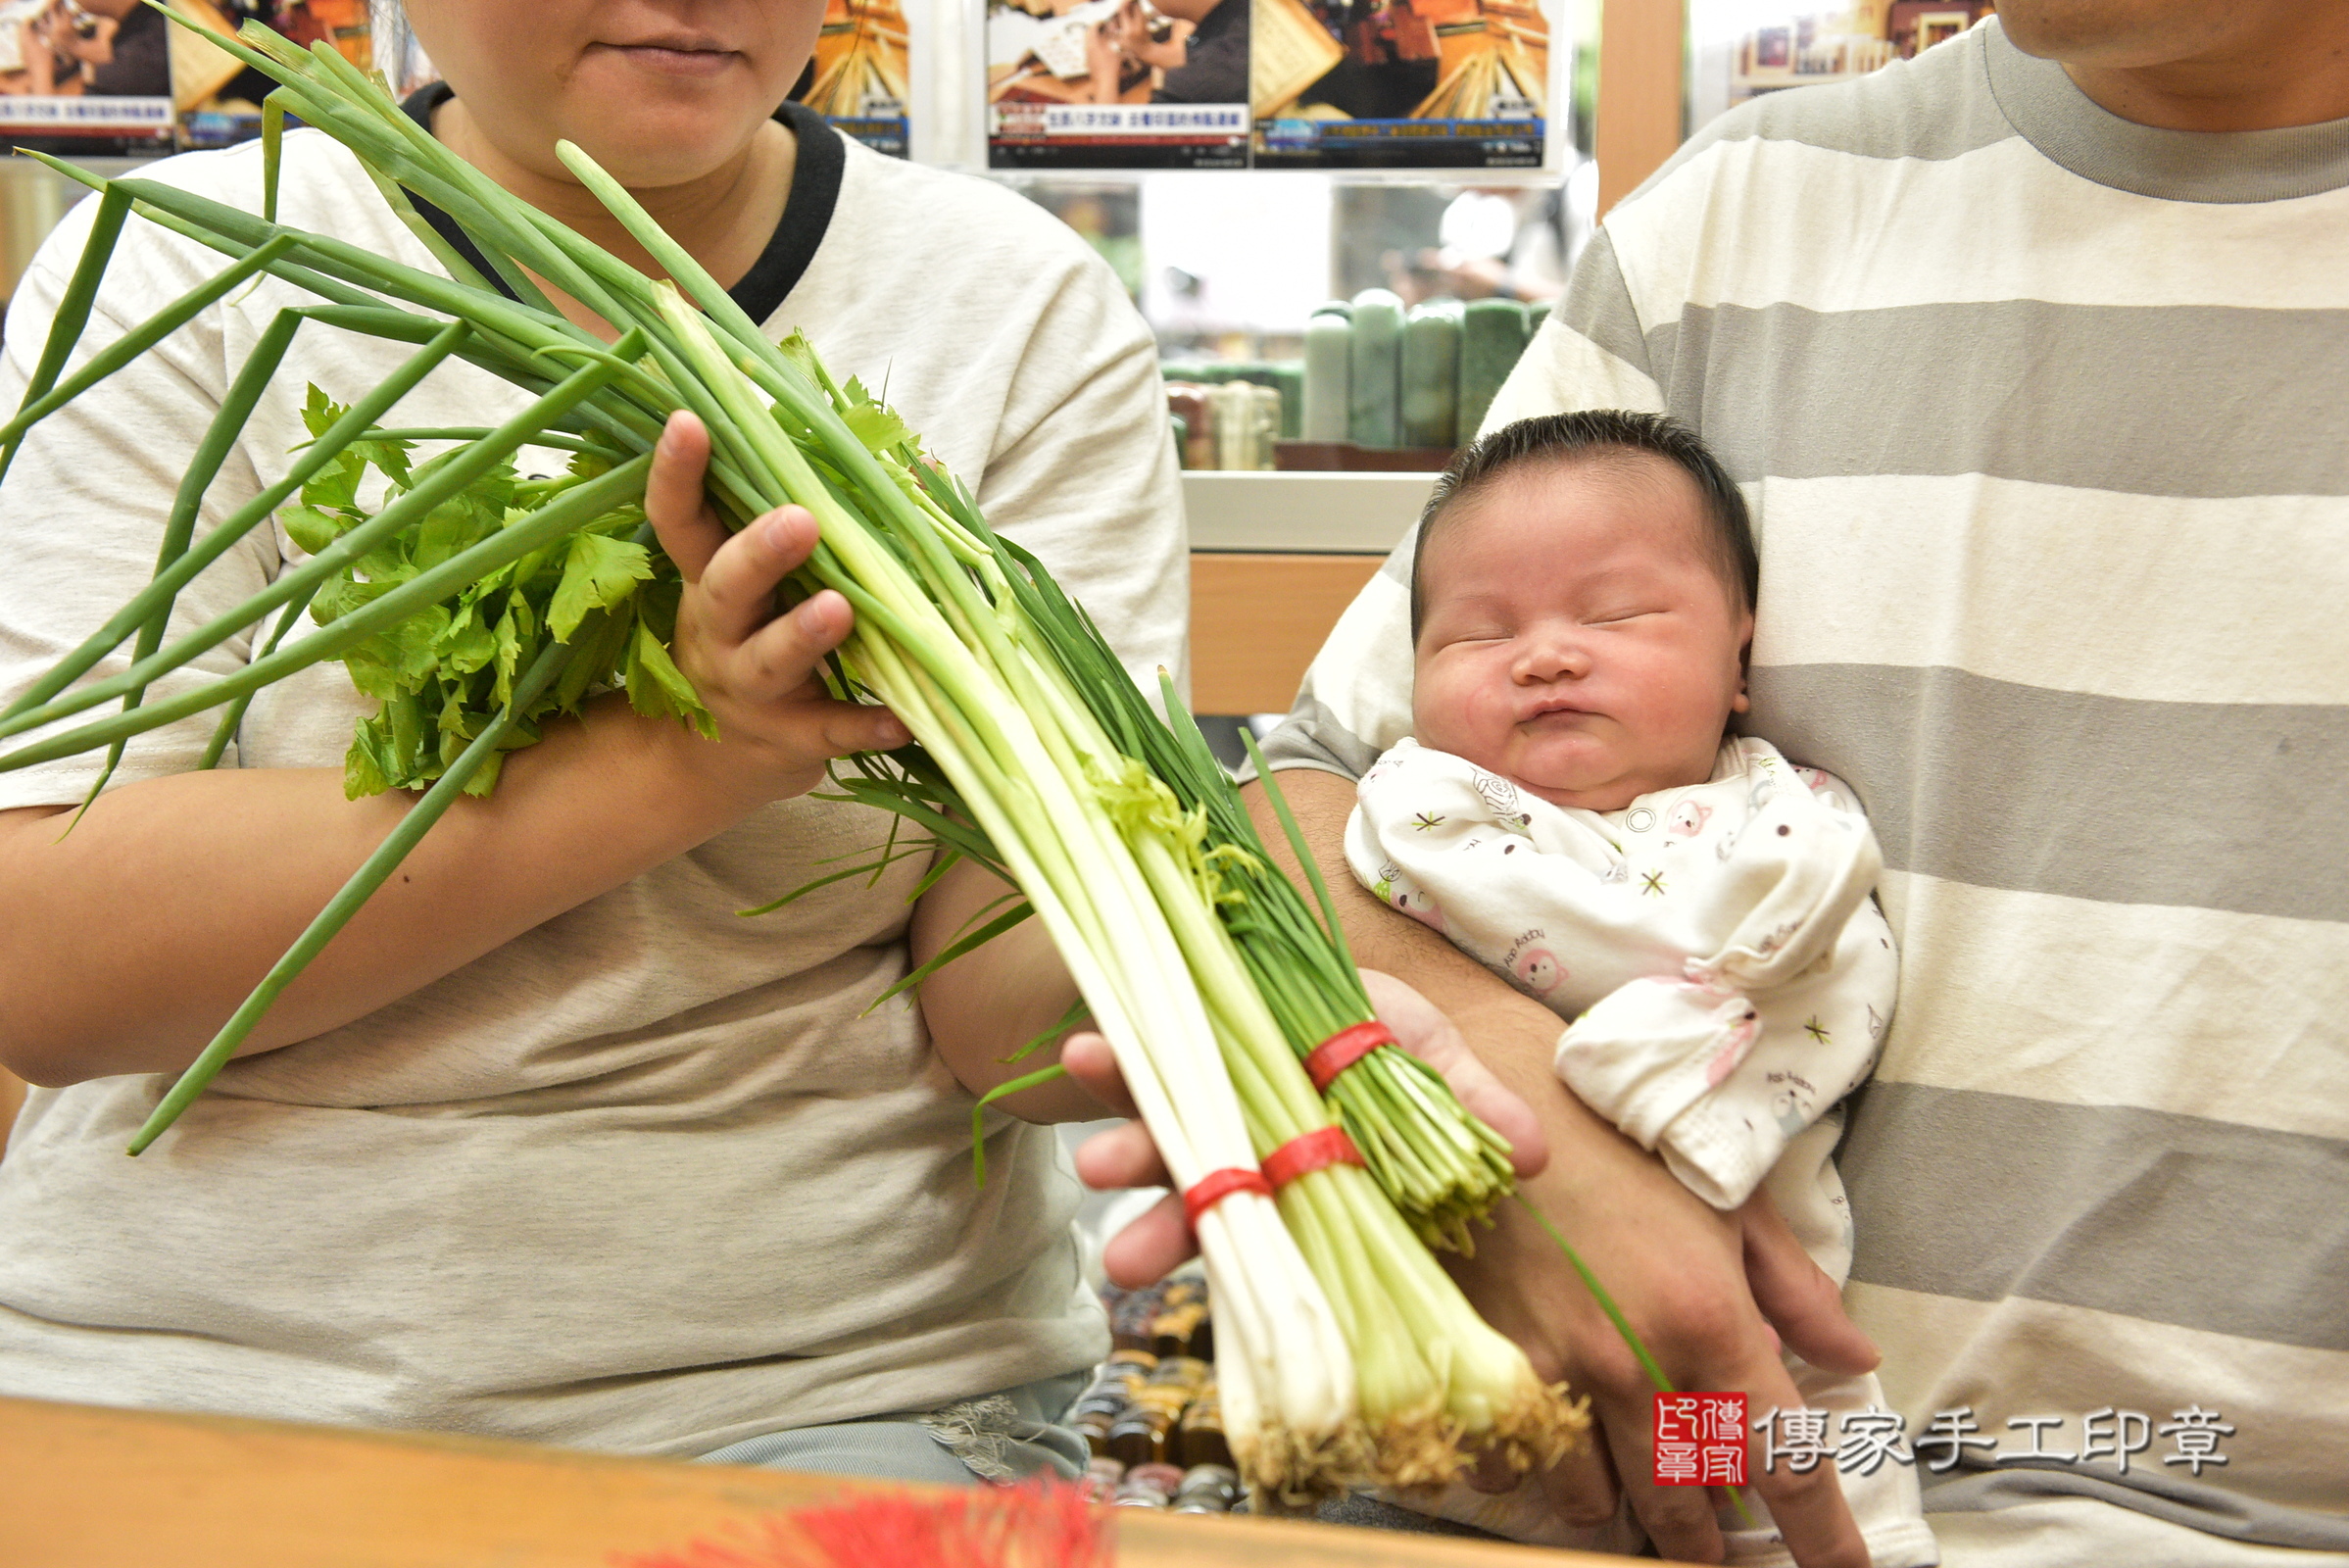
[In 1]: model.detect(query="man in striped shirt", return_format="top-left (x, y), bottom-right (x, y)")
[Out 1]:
top-left (1255, 6), bottom-right (2348, 1565)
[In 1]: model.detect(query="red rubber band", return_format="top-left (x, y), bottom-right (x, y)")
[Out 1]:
top-left (1304, 1021), bottom-right (1395, 1092)
top-left (1260, 1125), bottom-right (1366, 1190)
top-left (1182, 1167), bottom-right (1273, 1229)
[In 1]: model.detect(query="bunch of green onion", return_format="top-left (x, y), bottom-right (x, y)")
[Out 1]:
top-left (0, 16), bottom-right (1595, 1496)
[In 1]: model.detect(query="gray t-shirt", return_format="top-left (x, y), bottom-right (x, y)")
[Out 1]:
top-left (0, 122), bottom-right (1188, 1455)
top-left (1265, 22), bottom-right (2349, 1563)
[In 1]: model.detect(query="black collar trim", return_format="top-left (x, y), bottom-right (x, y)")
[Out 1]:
top-left (394, 85), bottom-right (844, 320)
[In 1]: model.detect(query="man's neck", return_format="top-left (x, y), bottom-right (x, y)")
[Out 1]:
top-left (2059, 11), bottom-right (2349, 132)
top-left (431, 99), bottom-right (796, 340)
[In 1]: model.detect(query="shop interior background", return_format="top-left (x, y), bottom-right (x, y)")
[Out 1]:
top-left (0, 0), bottom-right (1601, 367)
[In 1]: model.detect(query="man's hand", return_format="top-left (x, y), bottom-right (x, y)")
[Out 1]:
top-left (1060, 965), bottom-right (1546, 1289)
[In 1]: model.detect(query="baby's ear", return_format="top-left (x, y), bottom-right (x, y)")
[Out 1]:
top-left (1732, 612), bottom-right (1756, 713)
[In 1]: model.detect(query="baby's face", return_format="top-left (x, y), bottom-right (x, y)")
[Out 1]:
top-left (1410, 456), bottom-right (1753, 812)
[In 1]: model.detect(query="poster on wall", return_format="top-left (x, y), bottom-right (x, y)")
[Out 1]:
top-left (986, 0), bottom-right (1248, 171)
top-left (169, 0), bottom-right (367, 149)
top-left (796, 0), bottom-right (914, 158)
top-left (1685, 0), bottom-right (1993, 133)
top-left (1249, 0), bottom-right (1550, 170)
top-left (0, 0), bottom-right (174, 156)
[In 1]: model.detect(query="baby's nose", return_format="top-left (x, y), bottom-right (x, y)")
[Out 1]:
top-left (1517, 632), bottom-right (1591, 681)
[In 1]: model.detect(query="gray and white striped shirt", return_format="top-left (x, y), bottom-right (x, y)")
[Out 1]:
top-left (1264, 21), bottom-right (2349, 1562)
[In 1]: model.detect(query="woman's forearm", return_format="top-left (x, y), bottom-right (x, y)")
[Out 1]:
top-left (0, 694), bottom-right (767, 1086)
top-left (911, 856), bottom-right (1098, 1122)
top-left (0, 421), bottom-right (912, 1089)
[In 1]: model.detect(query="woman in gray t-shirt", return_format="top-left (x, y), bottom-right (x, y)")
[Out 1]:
top-left (0, 0), bottom-right (1186, 1476)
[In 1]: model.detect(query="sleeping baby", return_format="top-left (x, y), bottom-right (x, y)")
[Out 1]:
top-left (1346, 411), bottom-right (1934, 1568)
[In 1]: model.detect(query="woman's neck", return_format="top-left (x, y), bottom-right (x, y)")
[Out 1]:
top-left (431, 97), bottom-right (797, 340)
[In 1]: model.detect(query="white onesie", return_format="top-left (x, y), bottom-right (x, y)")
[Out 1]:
top-left (1346, 735), bottom-right (1936, 1568)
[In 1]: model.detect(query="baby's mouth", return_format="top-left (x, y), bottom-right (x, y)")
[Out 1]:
top-left (1520, 701), bottom-right (1598, 729)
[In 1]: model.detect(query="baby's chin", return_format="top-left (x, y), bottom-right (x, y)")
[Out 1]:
top-left (1506, 748), bottom-right (1660, 812)
top-left (1422, 741), bottom-right (1639, 813)
top-left (1521, 776), bottom-right (1647, 812)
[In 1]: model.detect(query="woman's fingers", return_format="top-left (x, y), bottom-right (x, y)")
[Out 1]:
top-left (1525, 1424), bottom-right (1624, 1525)
top-left (1065, 1034), bottom-right (1196, 1288)
top-left (1065, 977), bottom-right (1561, 1301)
top-left (644, 411), bottom-right (724, 582)
top-left (1072, 1116), bottom-right (1166, 1190)
top-left (1100, 1191), bottom-right (1195, 1290)
top-left (828, 697), bottom-right (911, 757)
top-left (1577, 1295), bottom-right (1869, 1567)
top-left (641, 417), bottom-right (908, 787)
top-left (1059, 1030), bottom-right (1141, 1120)
top-left (727, 586), bottom-right (849, 704)
top-left (1429, 1027), bottom-right (1550, 1180)
top-left (1359, 968), bottom-right (1549, 1177)
top-left (696, 507), bottom-right (822, 649)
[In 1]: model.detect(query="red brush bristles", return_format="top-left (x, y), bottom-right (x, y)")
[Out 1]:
top-left (618, 1477), bottom-right (1114, 1568)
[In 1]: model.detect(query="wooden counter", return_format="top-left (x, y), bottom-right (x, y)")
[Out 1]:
top-left (0, 1395), bottom-right (1652, 1568)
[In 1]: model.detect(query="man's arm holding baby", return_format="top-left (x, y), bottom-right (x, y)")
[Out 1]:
top-left (1252, 766), bottom-right (1880, 1568)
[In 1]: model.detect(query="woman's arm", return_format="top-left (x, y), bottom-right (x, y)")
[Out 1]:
top-left (910, 855), bottom-right (1101, 1124)
top-left (0, 414), bottom-right (905, 1087)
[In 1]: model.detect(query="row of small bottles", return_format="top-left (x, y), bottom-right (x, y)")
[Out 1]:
top-left (1075, 1275), bottom-right (1237, 1510)
top-left (1303, 289), bottom-right (1553, 451)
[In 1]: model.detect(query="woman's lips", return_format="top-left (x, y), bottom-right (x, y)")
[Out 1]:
top-left (597, 41), bottom-right (738, 77)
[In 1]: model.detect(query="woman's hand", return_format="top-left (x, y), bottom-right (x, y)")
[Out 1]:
top-left (0, 412), bottom-right (922, 1087)
top-left (1060, 968), bottom-right (1548, 1289)
top-left (644, 410), bottom-right (908, 807)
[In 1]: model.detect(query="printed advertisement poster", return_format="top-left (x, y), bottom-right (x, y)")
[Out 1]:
top-left (797, 0), bottom-right (914, 159)
top-left (1251, 0), bottom-right (1549, 170)
top-left (987, 0), bottom-right (1248, 171)
top-left (169, 0), bottom-right (367, 150)
top-left (0, 0), bottom-right (173, 156)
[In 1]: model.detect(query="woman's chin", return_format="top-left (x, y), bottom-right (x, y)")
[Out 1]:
top-left (557, 118), bottom-right (770, 189)
top-left (555, 68), bottom-right (780, 182)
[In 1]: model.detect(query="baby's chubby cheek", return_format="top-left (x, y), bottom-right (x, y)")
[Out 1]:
top-left (1411, 660), bottom-right (1514, 773)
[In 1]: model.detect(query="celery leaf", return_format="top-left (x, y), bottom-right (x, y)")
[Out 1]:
top-left (548, 532), bottom-right (652, 641)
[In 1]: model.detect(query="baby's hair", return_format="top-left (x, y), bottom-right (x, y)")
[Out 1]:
top-left (1408, 411), bottom-right (1759, 645)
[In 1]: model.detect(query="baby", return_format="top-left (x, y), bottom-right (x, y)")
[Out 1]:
top-left (1346, 412), bottom-right (1934, 1568)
